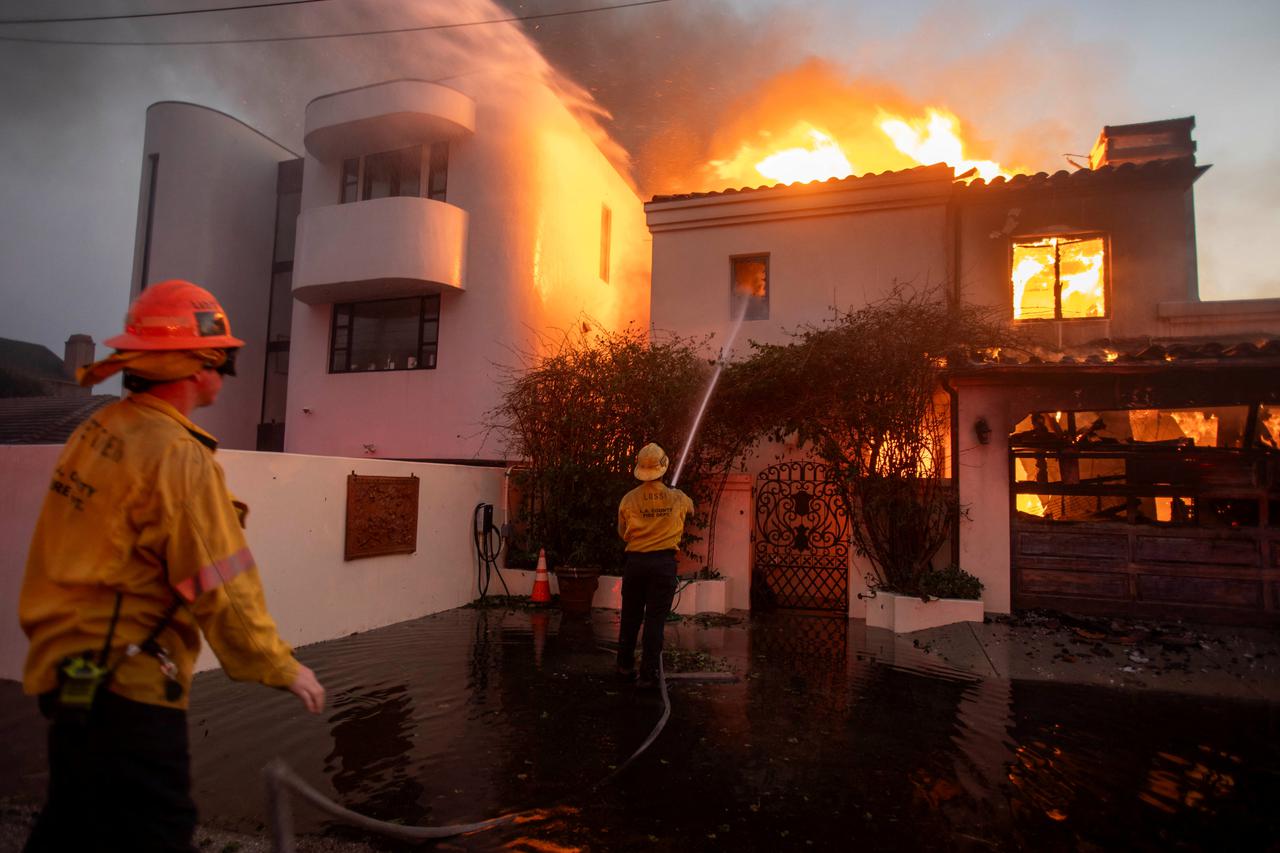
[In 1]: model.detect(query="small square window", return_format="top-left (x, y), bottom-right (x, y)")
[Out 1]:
top-left (1012, 235), bottom-right (1106, 320)
top-left (329, 295), bottom-right (440, 373)
top-left (731, 255), bottom-right (769, 321)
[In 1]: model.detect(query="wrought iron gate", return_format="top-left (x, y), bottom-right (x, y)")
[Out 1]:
top-left (752, 461), bottom-right (851, 611)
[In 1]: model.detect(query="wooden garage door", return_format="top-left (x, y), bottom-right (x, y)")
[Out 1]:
top-left (1012, 521), bottom-right (1280, 625)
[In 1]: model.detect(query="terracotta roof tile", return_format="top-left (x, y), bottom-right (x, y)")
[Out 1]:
top-left (948, 337), bottom-right (1280, 371)
top-left (957, 157), bottom-right (1208, 196)
top-left (650, 157), bottom-right (1207, 205)
top-left (648, 164), bottom-right (946, 204)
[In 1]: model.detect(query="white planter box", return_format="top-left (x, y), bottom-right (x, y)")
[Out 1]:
top-left (864, 590), bottom-right (983, 633)
top-left (674, 579), bottom-right (729, 616)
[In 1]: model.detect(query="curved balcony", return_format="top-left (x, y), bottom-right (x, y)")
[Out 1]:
top-left (292, 196), bottom-right (467, 304)
top-left (304, 79), bottom-right (475, 161)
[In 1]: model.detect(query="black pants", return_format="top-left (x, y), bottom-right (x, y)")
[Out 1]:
top-left (25, 689), bottom-right (197, 853)
top-left (617, 550), bottom-right (678, 678)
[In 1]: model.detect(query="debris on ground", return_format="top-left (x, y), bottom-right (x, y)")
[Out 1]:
top-left (663, 648), bottom-right (733, 674)
top-left (684, 612), bottom-right (744, 628)
top-left (464, 595), bottom-right (551, 610)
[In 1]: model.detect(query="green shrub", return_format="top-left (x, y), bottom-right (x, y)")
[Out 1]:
top-left (917, 565), bottom-right (984, 600)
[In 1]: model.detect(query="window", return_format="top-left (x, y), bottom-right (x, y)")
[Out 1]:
top-left (329, 296), bottom-right (441, 373)
top-left (1010, 405), bottom-right (1268, 528)
top-left (426, 142), bottom-right (448, 201)
top-left (363, 146), bottom-right (420, 200)
top-left (339, 142), bottom-right (449, 204)
top-left (340, 158), bottom-right (359, 204)
top-left (1011, 235), bottom-right (1106, 320)
top-left (731, 254), bottom-right (769, 320)
top-left (599, 204), bottom-right (612, 282)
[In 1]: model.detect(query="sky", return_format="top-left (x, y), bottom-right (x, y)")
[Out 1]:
top-left (0, 0), bottom-right (1277, 359)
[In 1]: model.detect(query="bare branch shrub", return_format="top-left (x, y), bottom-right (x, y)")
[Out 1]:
top-left (488, 321), bottom-right (712, 571)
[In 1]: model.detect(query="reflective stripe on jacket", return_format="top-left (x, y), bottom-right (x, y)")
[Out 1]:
top-left (19, 394), bottom-right (298, 709)
top-left (617, 481), bottom-right (694, 553)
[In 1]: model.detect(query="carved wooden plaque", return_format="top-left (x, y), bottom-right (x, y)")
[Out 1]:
top-left (345, 473), bottom-right (419, 561)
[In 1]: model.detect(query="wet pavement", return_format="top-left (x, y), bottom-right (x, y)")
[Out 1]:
top-left (1, 606), bottom-right (1278, 851)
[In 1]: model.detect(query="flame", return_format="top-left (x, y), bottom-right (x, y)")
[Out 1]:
top-left (1017, 493), bottom-right (1047, 517)
top-left (753, 125), bottom-right (854, 185)
top-left (878, 108), bottom-right (1012, 181)
top-left (700, 63), bottom-right (1021, 191)
top-left (1170, 411), bottom-right (1219, 447)
top-left (1260, 410), bottom-right (1280, 449)
top-left (720, 107), bottom-right (1016, 188)
top-left (1012, 237), bottom-right (1106, 320)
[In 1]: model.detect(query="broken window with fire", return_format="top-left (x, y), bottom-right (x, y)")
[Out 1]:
top-left (730, 255), bottom-right (769, 321)
top-left (1011, 405), bottom-right (1275, 527)
top-left (1011, 235), bottom-right (1106, 320)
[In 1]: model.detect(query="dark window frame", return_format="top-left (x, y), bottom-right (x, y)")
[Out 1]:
top-left (1009, 232), bottom-right (1111, 322)
top-left (338, 142), bottom-right (449, 205)
top-left (730, 253), bottom-right (770, 321)
top-left (329, 295), bottom-right (441, 374)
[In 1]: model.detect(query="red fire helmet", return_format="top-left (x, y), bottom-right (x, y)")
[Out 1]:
top-left (104, 280), bottom-right (245, 351)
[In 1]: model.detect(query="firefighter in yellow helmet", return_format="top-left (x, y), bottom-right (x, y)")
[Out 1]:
top-left (19, 280), bottom-right (325, 852)
top-left (615, 443), bottom-right (694, 688)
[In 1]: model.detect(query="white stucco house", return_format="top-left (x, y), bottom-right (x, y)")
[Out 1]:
top-left (646, 118), bottom-right (1280, 626)
top-left (130, 76), bottom-right (649, 462)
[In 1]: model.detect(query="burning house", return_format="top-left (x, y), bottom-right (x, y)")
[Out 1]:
top-left (648, 117), bottom-right (1280, 626)
top-left (129, 76), bottom-right (649, 459)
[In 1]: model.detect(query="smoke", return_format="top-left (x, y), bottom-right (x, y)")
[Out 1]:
top-left (509, 0), bottom-right (816, 195)
top-left (519, 0), bottom-right (1133, 193)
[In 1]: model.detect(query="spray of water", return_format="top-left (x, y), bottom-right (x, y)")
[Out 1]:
top-left (670, 299), bottom-right (751, 487)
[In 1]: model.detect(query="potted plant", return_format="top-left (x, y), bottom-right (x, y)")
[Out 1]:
top-left (863, 564), bottom-right (984, 633)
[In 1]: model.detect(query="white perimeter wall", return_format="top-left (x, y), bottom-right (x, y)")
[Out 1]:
top-left (0, 445), bottom-right (504, 681)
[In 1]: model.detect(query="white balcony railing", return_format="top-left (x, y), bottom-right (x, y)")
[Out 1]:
top-left (304, 80), bottom-right (475, 161)
top-left (292, 196), bottom-right (467, 304)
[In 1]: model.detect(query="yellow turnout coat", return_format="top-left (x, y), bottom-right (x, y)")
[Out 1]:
top-left (19, 394), bottom-right (298, 709)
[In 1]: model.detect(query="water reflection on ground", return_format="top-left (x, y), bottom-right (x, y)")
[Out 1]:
top-left (3, 607), bottom-right (1277, 851)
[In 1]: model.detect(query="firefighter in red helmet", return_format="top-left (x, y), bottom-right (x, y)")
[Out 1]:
top-left (19, 280), bottom-right (324, 852)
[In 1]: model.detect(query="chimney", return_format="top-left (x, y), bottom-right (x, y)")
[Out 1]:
top-left (64, 334), bottom-right (96, 380)
top-left (1089, 116), bottom-right (1196, 170)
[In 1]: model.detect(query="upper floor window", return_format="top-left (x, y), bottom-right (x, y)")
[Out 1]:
top-left (329, 295), bottom-right (441, 373)
top-left (339, 142), bottom-right (449, 205)
top-left (1011, 235), bottom-right (1106, 320)
top-left (731, 254), bottom-right (769, 321)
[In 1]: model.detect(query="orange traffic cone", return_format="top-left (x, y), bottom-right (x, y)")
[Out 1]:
top-left (530, 548), bottom-right (552, 604)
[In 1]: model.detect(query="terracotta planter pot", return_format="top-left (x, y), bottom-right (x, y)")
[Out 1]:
top-left (554, 566), bottom-right (600, 616)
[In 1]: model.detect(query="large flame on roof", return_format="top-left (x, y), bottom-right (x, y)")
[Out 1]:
top-left (702, 63), bottom-right (1022, 190)
top-left (878, 109), bottom-right (1011, 182)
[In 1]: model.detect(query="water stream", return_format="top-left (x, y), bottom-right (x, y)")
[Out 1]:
top-left (671, 298), bottom-right (751, 487)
